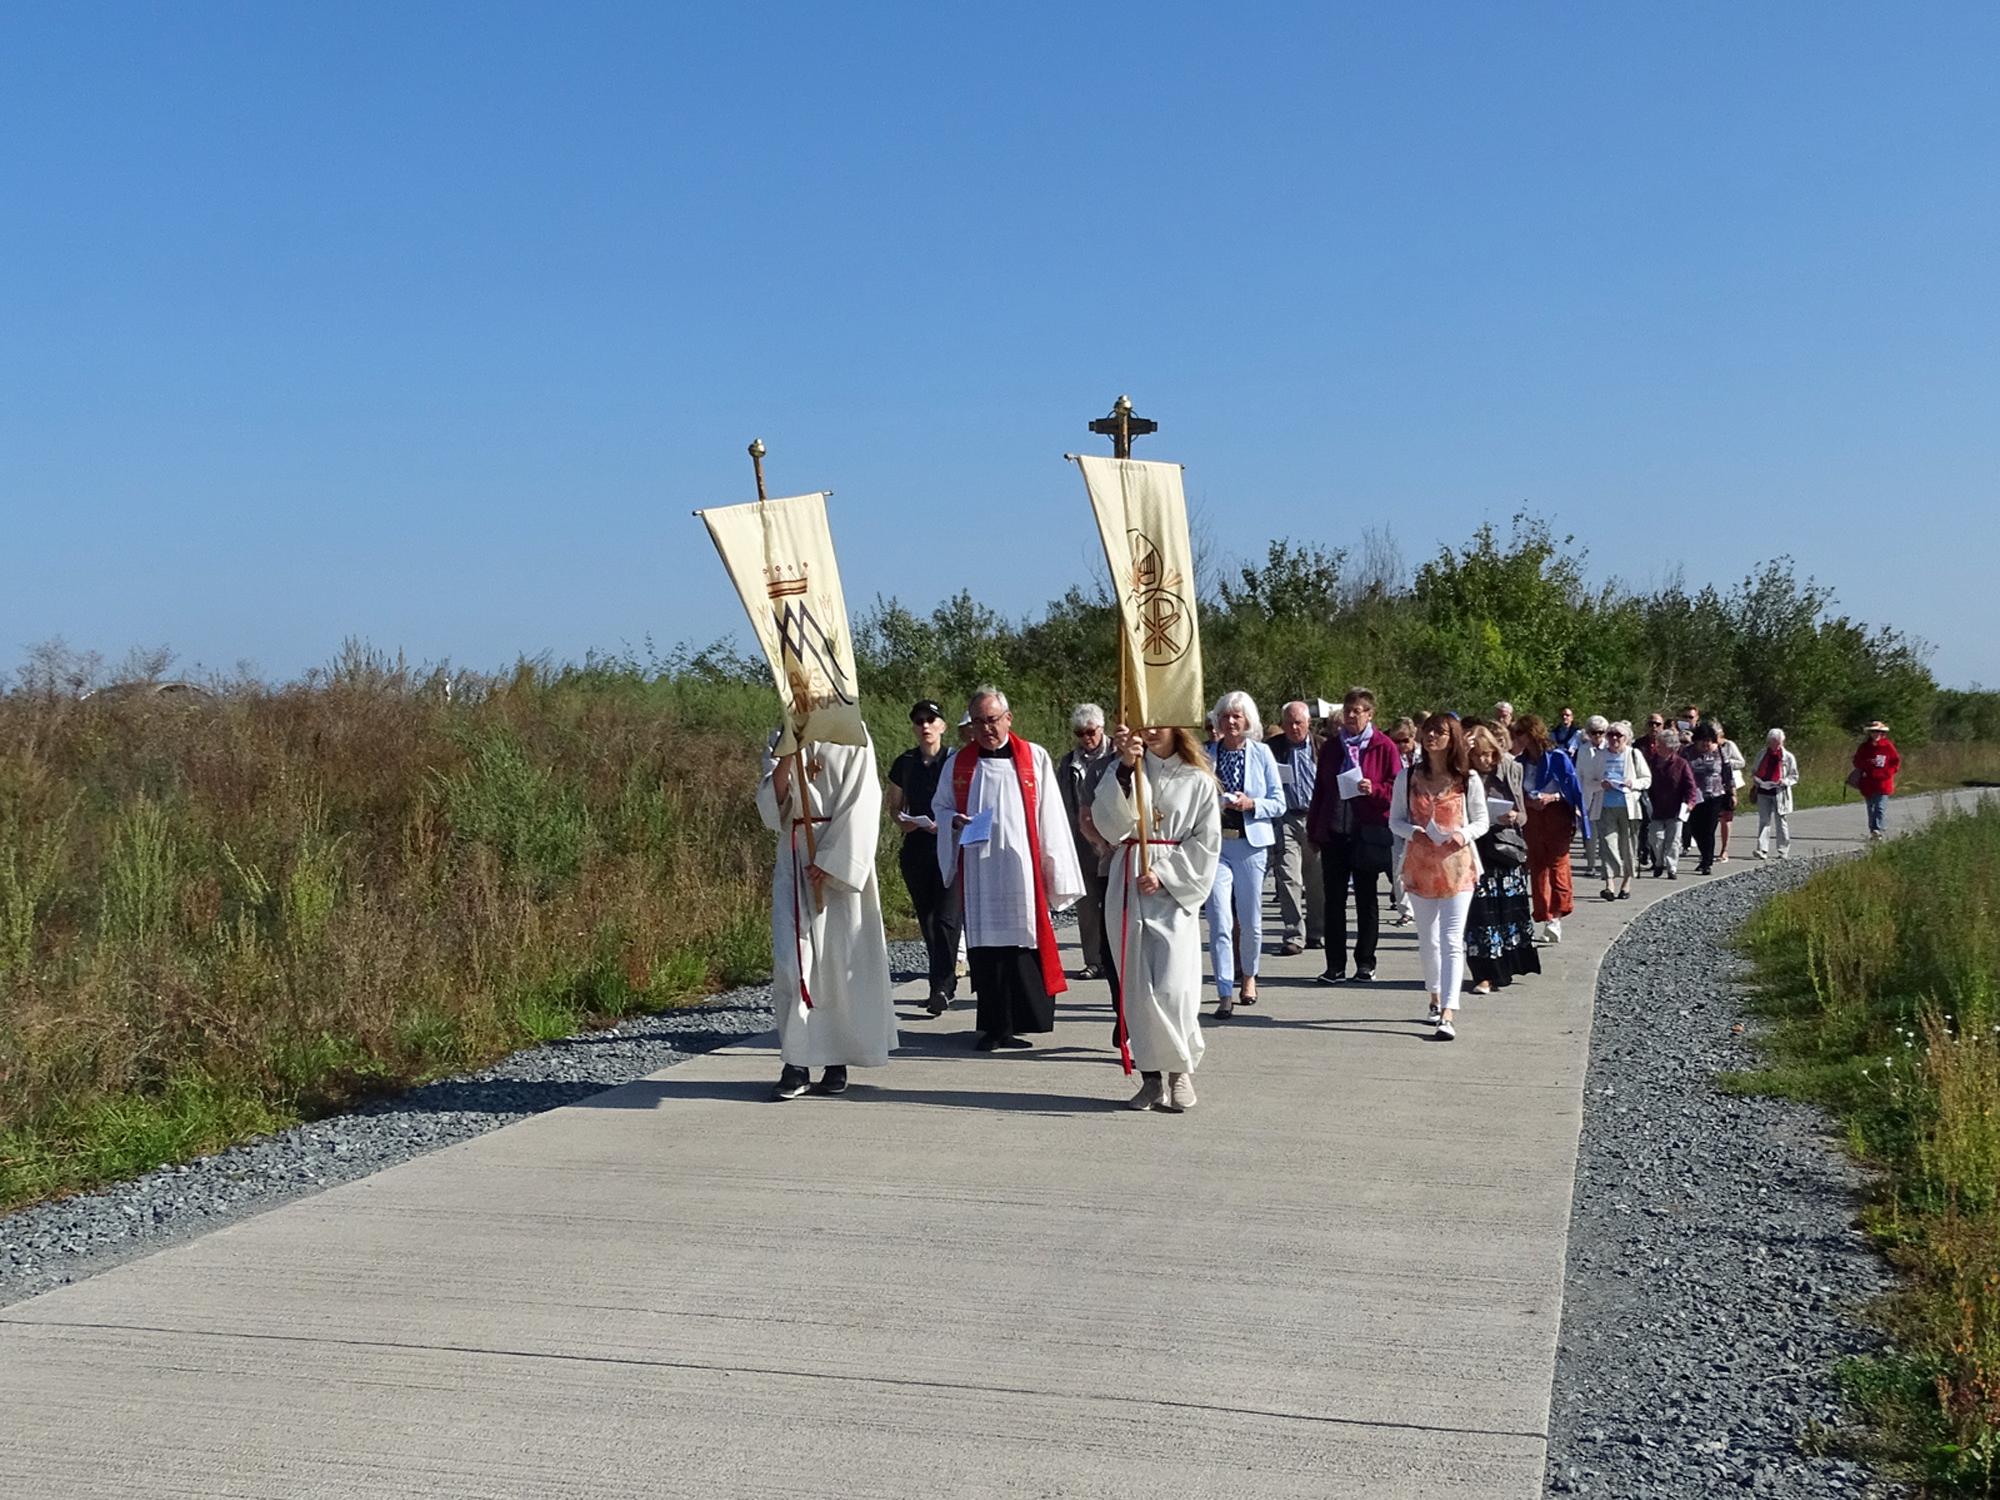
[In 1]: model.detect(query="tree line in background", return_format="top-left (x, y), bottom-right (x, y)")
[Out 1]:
top-left (853, 514), bottom-right (1985, 749)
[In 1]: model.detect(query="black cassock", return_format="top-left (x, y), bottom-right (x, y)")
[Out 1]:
top-left (968, 946), bottom-right (1056, 1036)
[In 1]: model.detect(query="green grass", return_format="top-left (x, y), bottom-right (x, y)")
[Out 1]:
top-left (1738, 799), bottom-right (2000, 1492)
top-left (1791, 740), bottom-right (2000, 813)
top-left (0, 668), bottom-right (784, 1211)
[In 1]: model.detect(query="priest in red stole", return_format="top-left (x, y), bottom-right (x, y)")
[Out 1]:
top-left (932, 687), bottom-right (1086, 1049)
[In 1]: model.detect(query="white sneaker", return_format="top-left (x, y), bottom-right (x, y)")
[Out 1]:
top-left (1128, 1077), bottom-right (1166, 1111)
top-left (1427, 998), bottom-right (1443, 1024)
top-left (1752, 849), bottom-right (1767, 860)
top-left (1433, 1017), bottom-right (1456, 1041)
top-left (1168, 1073), bottom-right (1197, 1111)
top-left (1545, 918), bottom-right (1562, 944)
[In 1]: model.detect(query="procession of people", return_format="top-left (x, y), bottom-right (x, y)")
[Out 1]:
top-left (758, 675), bottom-right (1906, 1102)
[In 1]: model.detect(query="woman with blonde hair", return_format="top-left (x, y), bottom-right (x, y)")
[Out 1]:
top-left (1462, 724), bottom-right (1540, 994)
top-left (1204, 690), bottom-right (1283, 1017)
top-left (1390, 715), bottom-right (1489, 1040)
top-left (1095, 724), bottom-right (1222, 1112)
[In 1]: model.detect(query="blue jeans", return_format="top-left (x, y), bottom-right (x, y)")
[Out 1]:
top-left (1205, 838), bottom-right (1267, 996)
top-left (1867, 794), bottom-right (1888, 835)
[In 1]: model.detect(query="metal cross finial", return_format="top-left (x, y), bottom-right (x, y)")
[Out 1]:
top-left (1087, 394), bottom-right (1158, 459)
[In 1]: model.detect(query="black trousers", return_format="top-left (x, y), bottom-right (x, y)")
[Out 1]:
top-left (1321, 834), bottom-right (1387, 973)
top-left (1688, 796), bottom-right (1727, 869)
top-left (898, 834), bottom-right (960, 999)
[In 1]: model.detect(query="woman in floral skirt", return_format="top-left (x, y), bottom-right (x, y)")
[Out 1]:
top-left (1463, 724), bottom-right (1541, 995)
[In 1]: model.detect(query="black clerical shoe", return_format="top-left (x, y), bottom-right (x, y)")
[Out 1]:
top-left (772, 1065), bottom-right (810, 1100)
top-left (975, 1033), bottom-right (1000, 1051)
top-left (814, 1067), bottom-right (848, 1095)
top-left (997, 1034), bottom-right (1033, 1049)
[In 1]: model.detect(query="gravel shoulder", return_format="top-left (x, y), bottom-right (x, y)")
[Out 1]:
top-left (1545, 859), bottom-right (1905, 1498)
top-left (0, 939), bottom-right (928, 1309)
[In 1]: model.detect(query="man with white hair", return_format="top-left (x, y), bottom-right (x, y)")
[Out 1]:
top-left (1056, 703), bottom-right (1119, 984)
top-left (1265, 700), bottom-right (1324, 955)
top-left (1493, 701), bottom-right (1515, 734)
top-left (933, 687), bottom-right (1086, 1049)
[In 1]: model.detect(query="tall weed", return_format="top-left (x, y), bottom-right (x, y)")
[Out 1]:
top-left (1741, 799), bottom-right (2000, 1489)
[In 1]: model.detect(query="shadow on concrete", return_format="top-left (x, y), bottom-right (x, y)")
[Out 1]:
top-left (1211, 1013), bottom-right (1433, 1042)
top-left (576, 1076), bottom-right (1117, 1116)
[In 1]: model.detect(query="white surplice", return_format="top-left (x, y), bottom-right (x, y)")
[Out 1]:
top-left (1093, 752), bottom-right (1222, 1073)
top-left (932, 741), bottom-right (1084, 948)
top-left (756, 734), bottom-right (898, 1069)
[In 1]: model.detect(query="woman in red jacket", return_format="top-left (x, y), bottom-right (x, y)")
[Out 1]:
top-left (1853, 721), bottom-right (1901, 841)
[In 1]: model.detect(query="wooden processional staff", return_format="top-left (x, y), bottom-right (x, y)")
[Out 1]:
top-left (745, 437), bottom-right (818, 869)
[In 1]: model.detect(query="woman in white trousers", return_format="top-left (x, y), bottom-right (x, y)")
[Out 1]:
top-left (1389, 715), bottom-right (1489, 1040)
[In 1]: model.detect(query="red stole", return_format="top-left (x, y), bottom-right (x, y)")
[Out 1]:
top-left (951, 738), bottom-right (1068, 999)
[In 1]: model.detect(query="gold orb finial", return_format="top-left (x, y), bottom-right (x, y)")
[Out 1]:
top-left (1114, 394), bottom-right (1133, 414)
top-left (748, 438), bottom-right (766, 459)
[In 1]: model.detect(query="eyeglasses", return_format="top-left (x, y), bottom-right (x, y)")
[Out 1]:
top-left (971, 713), bottom-right (1007, 728)
top-left (1072, 727), bottom-right (1099, 738)
top-left (1607, 731), bottom-right (1626, 740)
top-left (1422, 727), bottom-right (1451, 740)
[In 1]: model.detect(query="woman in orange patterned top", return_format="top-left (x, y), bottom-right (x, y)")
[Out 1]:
top-left (1388, 715), bottom-right (1490, 1041)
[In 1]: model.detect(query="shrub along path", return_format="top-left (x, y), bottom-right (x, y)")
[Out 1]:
top-left (0, 794), bottom-right (1978, 1498)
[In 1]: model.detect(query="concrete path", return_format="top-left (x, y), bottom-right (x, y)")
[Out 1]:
top-left (0, 792), bottom-right (1980, 1498)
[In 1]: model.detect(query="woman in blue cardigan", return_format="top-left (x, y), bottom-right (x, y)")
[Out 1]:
top-left (1205, 690), bottom-right (1284, 1018)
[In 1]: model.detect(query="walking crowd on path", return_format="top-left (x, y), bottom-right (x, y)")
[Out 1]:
top-left (760, 686), bottom-right (1903, 1107)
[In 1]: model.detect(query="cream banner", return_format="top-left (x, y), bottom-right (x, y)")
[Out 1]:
top-left (1074, 456), bottom-right (1205, 730)
top-left (698, 493), bottom-right (867, 754)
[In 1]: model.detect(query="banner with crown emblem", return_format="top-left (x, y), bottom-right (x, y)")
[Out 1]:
top-left (697, 493), bottom-right (866, 755)
top-left (1074, 456), bottom-right (1205, 731)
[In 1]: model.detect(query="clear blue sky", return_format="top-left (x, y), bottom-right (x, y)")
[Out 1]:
top-left (4, 3), bottom-right (1995, 688)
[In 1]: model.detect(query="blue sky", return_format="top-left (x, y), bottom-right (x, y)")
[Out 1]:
top-left (4, 3), bottom-right (1995, 688)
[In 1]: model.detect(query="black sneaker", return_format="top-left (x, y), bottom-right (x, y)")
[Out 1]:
top-left (1316, 969), bottom-right (1346, 986)
top-left (814, 1066), bottom-right (848, 1095)
top-left (1351, 969), bottom-right (1376, 983)
top-left (772, 1065), bottom-right (810, 1100)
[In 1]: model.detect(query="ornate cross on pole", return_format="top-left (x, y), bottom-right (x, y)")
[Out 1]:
top-left (1087, 394), bottom-right (1158, 459)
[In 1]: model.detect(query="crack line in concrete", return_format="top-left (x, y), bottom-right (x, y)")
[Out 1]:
top-left (0, 1315), bottom-right (1550, 1443)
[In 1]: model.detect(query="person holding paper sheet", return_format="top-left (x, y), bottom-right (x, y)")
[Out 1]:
top-left (932, 687), bottom-right (1085, 1050)
top-left (1390, 715), bottom-right (1489, 1041)
top-left (1511, 713), bottom-right (1589, 945)
top-left (1307, 687), bottom-right (1403, 985)
top-left (1202, 691), bottom-right (1283, 1018)
top-left (1463, 724), bottom-right (1540, 994)
top-left (886, 699), bottom-right (959, 1016)
top-left (757, 732), bottom-right (899, 1100)
top-left (1095, 723), bottom-right (1222, 1111)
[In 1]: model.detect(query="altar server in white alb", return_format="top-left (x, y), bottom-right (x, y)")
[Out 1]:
top-left (933, 686), bottom-right (1085, 1050)
top-left (1094, 723), bottom-right (1222, 1112)
top-left (757, 731), bottom-right (899, 1099)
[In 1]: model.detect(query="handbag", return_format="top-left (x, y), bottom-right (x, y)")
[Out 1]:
top-left (1845, 767), bottom-right (1864, 790)
top-left (1483, 826), bottom-right (1529, 867)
